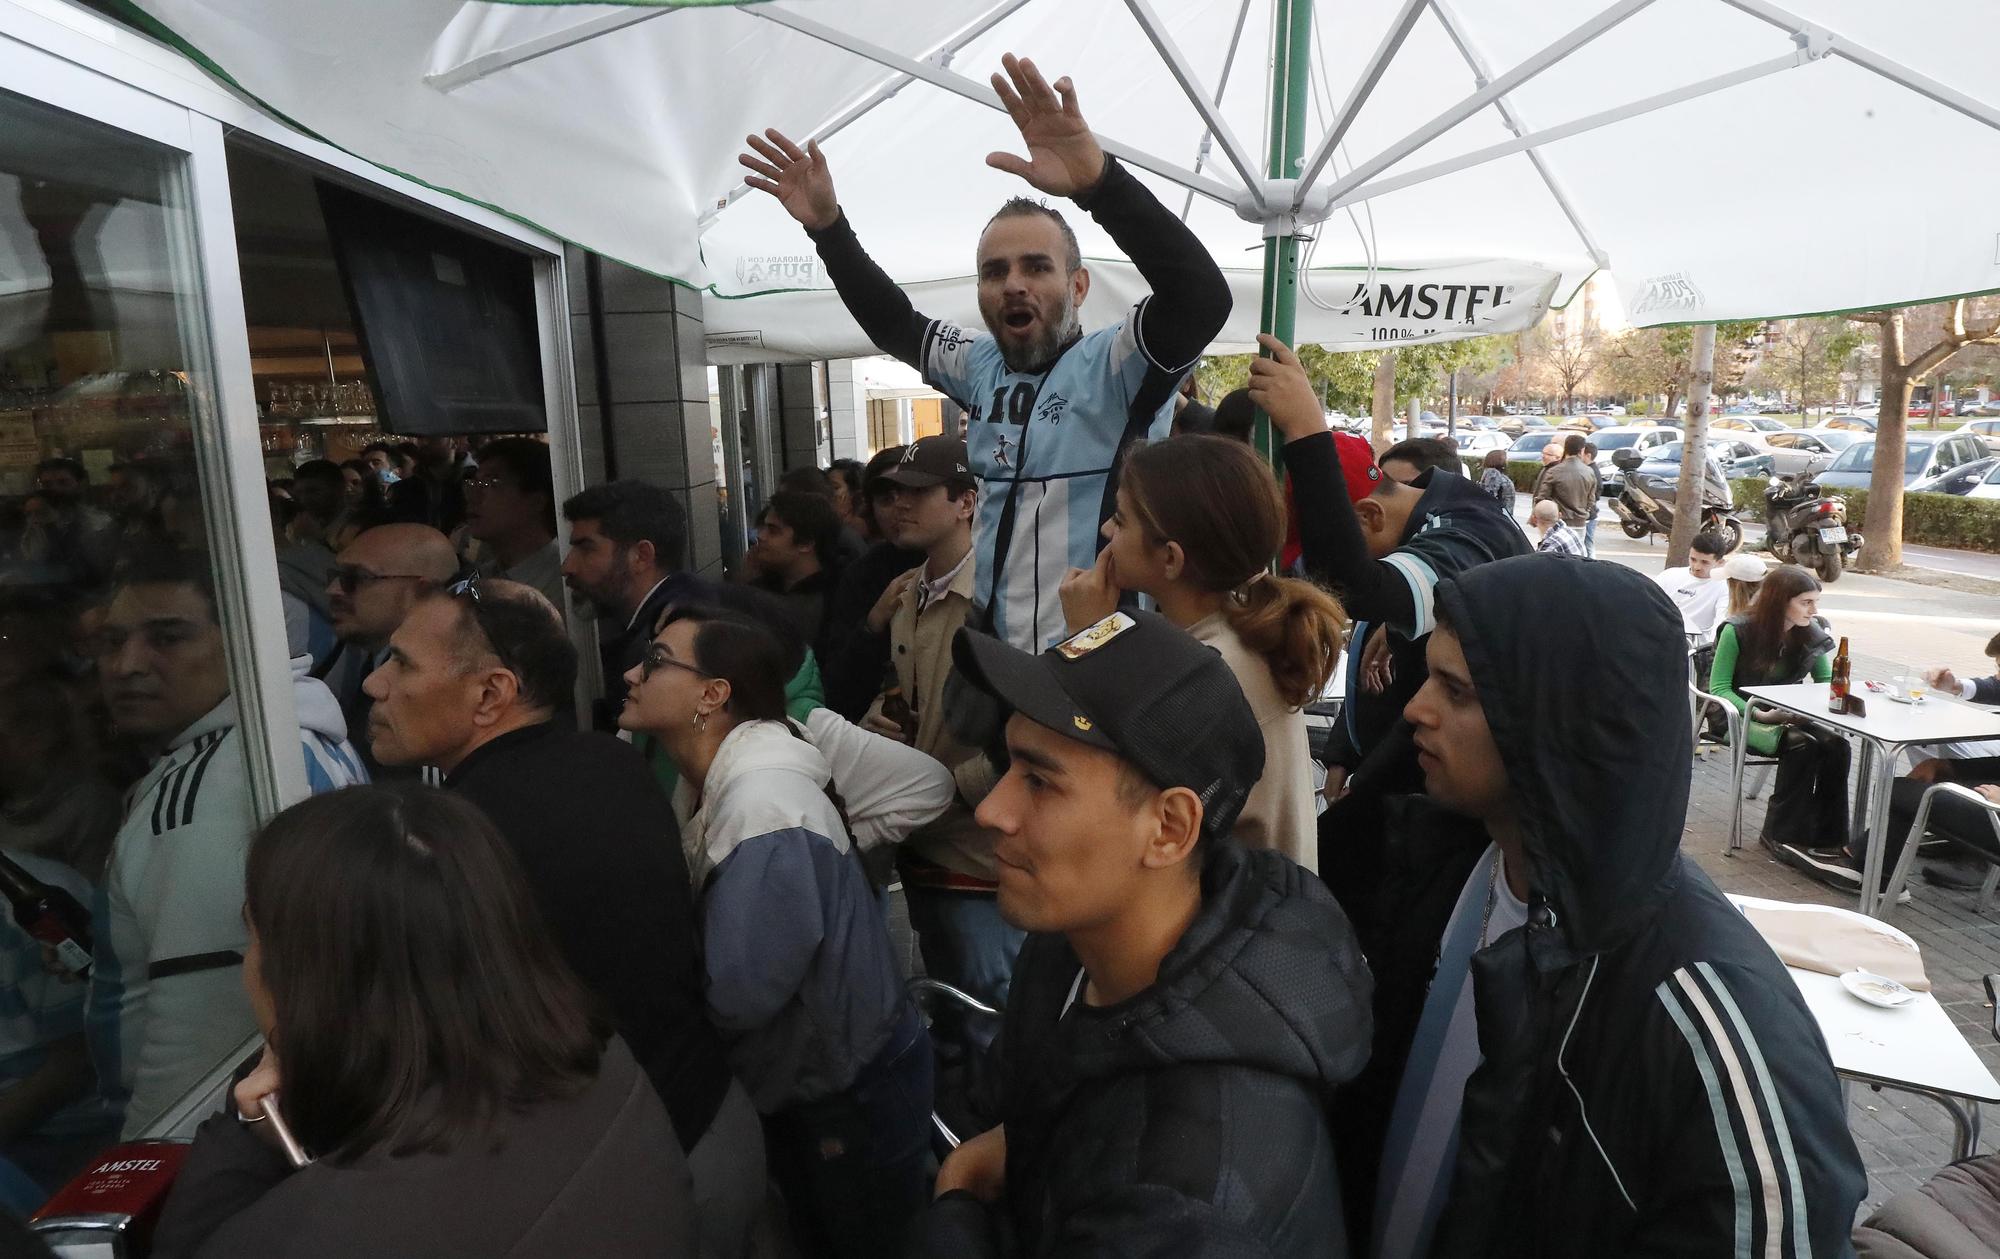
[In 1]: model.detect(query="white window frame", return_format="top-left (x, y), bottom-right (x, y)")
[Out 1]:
top-left (0, 0), bottom-right (586, 814)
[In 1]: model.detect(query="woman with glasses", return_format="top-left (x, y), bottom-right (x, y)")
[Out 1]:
top-left (151, 784), bottom-right (694, 1258)
top-left (620, 604), bottom-right (934, 1259)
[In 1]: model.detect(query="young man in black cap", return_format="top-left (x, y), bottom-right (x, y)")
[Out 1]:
top-left (912, 610), bottom-right (1372, 1258)
top-left (848, 436), bottom-right (1024, 1027)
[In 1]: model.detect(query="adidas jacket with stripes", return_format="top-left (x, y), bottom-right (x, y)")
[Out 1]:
top-left (1334, 556), bottom-right (1865, 1258)
top-left (86, 655), bottom-right (366, 1137)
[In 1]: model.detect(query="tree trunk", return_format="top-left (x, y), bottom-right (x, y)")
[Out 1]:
top-left (1857, 314), bottom-right (1910, 572)
top-left (1371, 349), bottom-right (1396, 453)
top-left (1667, 325), bottom-right (1716, 566)
top-left (1665, 387), bottom-right (1681, 419)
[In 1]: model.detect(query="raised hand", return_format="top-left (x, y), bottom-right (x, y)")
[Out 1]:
top-left (740, 129), bottom-right (840, 232)
top-left (986, 53), bottom-right (1106, 198)
top-left (1246, 335), bottom-right (1327, 443)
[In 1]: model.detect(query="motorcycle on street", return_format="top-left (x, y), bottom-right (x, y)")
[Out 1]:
top-left (1763, 469), bottom-right (1862, 583)
top-left (1607, 448), bottom-right (1744, 553)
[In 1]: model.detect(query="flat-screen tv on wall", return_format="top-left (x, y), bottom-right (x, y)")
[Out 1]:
top-left (317, 180), bottom-right (545, 435)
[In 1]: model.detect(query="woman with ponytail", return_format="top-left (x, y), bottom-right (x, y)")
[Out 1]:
top-left (1060, 434), bottom-right (1347, 871)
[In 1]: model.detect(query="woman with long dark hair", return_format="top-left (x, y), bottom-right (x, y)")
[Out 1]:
top-left (1060, 434), bottom-right (1347, 871)
top-left (1710, 564), bottom-right (1854, 883)
top-left (152, 785), bottom-right (694, 1258)
top-left (619, 604), bottom-right (932, 1259)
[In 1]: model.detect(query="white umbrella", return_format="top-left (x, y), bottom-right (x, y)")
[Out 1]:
top-left (124, 0), bottom-right (2000, 360)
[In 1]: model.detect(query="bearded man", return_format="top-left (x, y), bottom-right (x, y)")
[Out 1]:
top-left (742, 53), bottom-right (1230, 651)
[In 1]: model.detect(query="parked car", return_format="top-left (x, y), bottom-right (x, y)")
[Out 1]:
top-left (1810, 431), bottom-right (1993, 491)
top-left (1961, 416), bottom-right (2000, 452)
top-left (1591, 425), bottom-right (1684, 495)
top-left (1908, 400), bottom-right (1954, 418)
top-left (1509, 430), bottom-right (1562, 459)
top-left (1963, 460), bottom-right (2000, 500)
top-left (1453, 429), bottom-right (1513, 457)
top-left (1910, 455), bottom-right (1999, 495)
top-left (1711, 414), bottom-right (1790, 434)
top-left (1633, 439), bottom-right (1775, 485)
top-left (1820, 413), bottom-right (1878, 432)
top-left (1755, 428), bottom-right (1862, 478)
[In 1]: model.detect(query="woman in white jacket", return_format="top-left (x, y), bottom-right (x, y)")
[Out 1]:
top-left (620, 603), bottom-right (935, 1259)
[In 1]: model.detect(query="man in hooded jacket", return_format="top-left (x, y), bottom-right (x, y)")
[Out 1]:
top-left (1340, 554), bottom-right (1864, 1258)
top-left (913, 609), bottom-right (1372, 1257)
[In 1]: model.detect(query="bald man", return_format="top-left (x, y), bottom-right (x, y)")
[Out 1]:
top-left (321, 523), bottom-right (460, 776)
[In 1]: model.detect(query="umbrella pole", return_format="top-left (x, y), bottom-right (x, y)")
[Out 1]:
top-left (1257, 0), bottom-right (1313, 468)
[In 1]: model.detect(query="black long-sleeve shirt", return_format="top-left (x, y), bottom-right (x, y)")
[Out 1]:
top-left (1284, 432), bottom-right (1528, 768)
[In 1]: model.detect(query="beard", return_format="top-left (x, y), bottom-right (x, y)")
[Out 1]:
top-left (567, 549), bottom-right (632, 621)
top-left (986, 292), bottom-right (1082, 374)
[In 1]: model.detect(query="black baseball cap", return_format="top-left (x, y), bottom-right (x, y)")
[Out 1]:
top-left (952, 610), bottom-right (1265, 843)
top-left (879, 435), bottom-right (970, 489)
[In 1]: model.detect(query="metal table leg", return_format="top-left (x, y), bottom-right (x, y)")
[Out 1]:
top-left (1855, 736), bottom-right (1899, 918)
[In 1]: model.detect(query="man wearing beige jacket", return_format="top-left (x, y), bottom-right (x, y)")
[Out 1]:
top-left (860, 436), bottom-right (1023, 1022)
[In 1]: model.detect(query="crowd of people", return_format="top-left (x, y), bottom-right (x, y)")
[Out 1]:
top-left (0, 50), bottom-right (1953, 1259)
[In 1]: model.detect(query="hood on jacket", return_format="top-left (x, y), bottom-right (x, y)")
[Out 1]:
top-left (289, 653), bottom-right (350, 743)
top-left (1436, 554), bottom-right (1689, 958)
top-left (674, 719), bottom-right (841, 884)
top-left (163, 655), bottom-right (354, 751)
top-left (1067, 843), bottom-right (1371, 1096)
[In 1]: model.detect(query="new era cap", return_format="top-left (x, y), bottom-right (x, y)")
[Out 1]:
top-left (880, 435), bottom-right (970, 489)
top-left (952, 610), bottom-right (1265, 843)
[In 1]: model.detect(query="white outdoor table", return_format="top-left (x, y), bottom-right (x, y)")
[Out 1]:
top-left (1730, 895), bottom-right (2000, 1160)
top-left (1737, 682), bottom-right (2000, 916)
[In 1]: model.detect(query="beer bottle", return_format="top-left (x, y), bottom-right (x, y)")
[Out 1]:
top-left (0, 851), bottom-right (91, 978)
top-left (1829, 636), bottom-right (1851, 713)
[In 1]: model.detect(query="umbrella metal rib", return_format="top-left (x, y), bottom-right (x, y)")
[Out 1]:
top-left (742, 2), bottom-right (1244, 207)
top-left (1424, 0), bottom-right (1608, 269)
top-left (1294, 0), bottom-right (1428, 199)
top-left (697, 0), bottom-right (1038, 228)
top-left (1122, 0), bottom-right (1266, 202)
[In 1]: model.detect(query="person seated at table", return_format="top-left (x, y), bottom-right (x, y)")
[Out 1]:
top-left (1924, 633), bottom-right (2000, 706)
top-left (1721, 551), bottom-right (1767, 617)
top-left (1709, 564), bottom-right (1855, 887)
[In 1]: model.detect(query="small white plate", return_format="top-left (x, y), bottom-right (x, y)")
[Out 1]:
top-left (1840, 969), bottom-right (1917, 1008)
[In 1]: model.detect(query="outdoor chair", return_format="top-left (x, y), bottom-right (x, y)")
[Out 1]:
top-left (1880, 782), bottom-right (2000, 920)
top-left (907, 977), bottom-right (1001, 1157)
top-left (1689, 674), bottom-right (1777, 852)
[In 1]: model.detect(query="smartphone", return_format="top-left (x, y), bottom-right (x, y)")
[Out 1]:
top-left (262, 1095), bottom-right (313, 1169)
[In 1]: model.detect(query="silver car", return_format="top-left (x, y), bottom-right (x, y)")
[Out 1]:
top-left (1755, 428), bottom-right (1864, 478)
top-left (1811, 431), bottom-right (1994, 491)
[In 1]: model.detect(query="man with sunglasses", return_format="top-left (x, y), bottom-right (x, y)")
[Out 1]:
top-left (364, 579), bottom-right (757, 1256)
top-left (320, 523), bottom-right (459, 777)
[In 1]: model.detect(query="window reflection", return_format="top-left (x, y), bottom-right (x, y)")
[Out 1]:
top-left (0, 91), bottom-right (259, 1208)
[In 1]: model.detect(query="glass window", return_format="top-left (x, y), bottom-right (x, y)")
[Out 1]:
top-left (1829, 442), bottom-right (1873, 471)
top-left (0, 89), bottom-right (267, 1195)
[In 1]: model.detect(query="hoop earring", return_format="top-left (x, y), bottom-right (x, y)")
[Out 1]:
top-left (693, 711), bottom-right (708, 733)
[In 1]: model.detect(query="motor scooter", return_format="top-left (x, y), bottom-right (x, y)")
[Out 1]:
top-left (1607, 448), bottom-right (1744, 552)
top-left (1763, 463), bottom-right (1862, 583)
